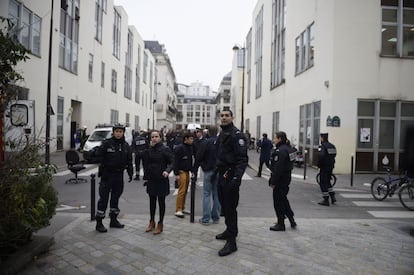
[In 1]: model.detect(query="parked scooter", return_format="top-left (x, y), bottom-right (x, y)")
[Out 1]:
top-left (293, 147), bottom-right (304, 167)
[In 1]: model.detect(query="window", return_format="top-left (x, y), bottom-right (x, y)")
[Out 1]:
top-left (113, 8), bottom-right (121, 59)
top-left (111, 69), bottom-right (117, 93)
top-left (8, 0), bottom-right (42, 56)
top-left (295, 23), bottom-right (315, 75)
top-left (88, 54), bottom-right (93, 82)
top-left (135, 45), bottom-right (141, 103)
top-left (271, 0), bottom-right (286, 87)
top-left (255, 7), bottom-right (264, 98)
top-left (134, 115), bottom-right (140, 131)
top-left (125, 113), bottom-right (130, 126)
top-left (59, 0), bottom-right (80, 73)
top-left (143, 52), bottom-right (148, 83)
top-left (95, 0), bottom-right (104, 42)
top-left (124, 30), bottom-right (133, 99)
top-left (110, 109), bottom-right (119, 125)
top-left (101, 62), bottom-right (105, 87)
top-left (272, 111), bottom-right (280, 139)
top-left (381, 0), bottom-right (414, 57)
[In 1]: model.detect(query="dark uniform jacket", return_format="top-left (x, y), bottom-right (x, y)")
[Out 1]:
top-left (194, 136), bottom-right (217, 172)
top-left (269, 142), bottom-right (295, 187)
top-left (92, 136), bottom-right (133, 177)
top-left (258, 137), bottom-right (273, 161)
top-left (318, 141), bottom-right (337, 171)
top-left (173, 143), bottom-right (195, 175)
top-left (216, 123), bottom-right (248, 182)
top-left (132, 135), bottom-right (149, 154)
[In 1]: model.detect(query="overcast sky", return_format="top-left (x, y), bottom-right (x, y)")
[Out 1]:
top-left (114, 0), bottom-right (257, 91)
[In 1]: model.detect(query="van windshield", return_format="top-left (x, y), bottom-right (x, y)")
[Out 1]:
top-left (88, 130), bottom-right (112, 141)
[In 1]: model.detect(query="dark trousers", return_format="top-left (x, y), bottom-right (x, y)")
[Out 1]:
top-left (319, 169), bottom-right (334, 196)
top-left (258, 159), bottom-right (269, 176)
top-left (96, 172), bottom-right (124, 218)
top-left (149, 195), bottom-right (166, 223)
top-left (273, 185), bottom-right (294, 224)
top-left (217, 170), bottom-right (240, 238)
top-left (134, 152), bottom-right (144, 174)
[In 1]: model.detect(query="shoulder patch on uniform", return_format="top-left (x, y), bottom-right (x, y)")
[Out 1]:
top-left (238, 139), bottom-right (245, 146)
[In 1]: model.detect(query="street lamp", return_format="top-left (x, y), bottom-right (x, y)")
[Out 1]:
top-left (152, 99), bottom-right (157, 130)
top-left (232, 45), bottom-right (245, 133)
top-left (45, 0), bottom-right (54, 164)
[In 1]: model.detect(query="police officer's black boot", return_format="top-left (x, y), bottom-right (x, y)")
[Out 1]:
top-left (95, 217), bottom-right (107, 233)
top-left (218, 237), bottom-right (237, 257)
top-left (109, 213), bottom-right (125, 228)
top-left (270, 220), bottom-right (286, 231)
top-left (329, 192), bottom-right (337, 204)
top-left (288, 216), bottom-right (297, 229)
top-left (318, 196), bottom-right (330, 206)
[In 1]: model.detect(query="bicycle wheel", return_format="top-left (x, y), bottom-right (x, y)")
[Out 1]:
top-left (399, 182), bottom-right (414, 211)
top-left (331, 174), bottom-right (337, 187)
top-left (370, 177), bottom-right (389, 201)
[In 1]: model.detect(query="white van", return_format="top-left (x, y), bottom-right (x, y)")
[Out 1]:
top-left (83, 125), bottom-right (133, 162)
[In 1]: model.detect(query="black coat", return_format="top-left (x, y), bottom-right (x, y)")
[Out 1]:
top-left (318, 141), bottom-right (336, 171)
top-left (269, 142), bottom-right (294, 187)
top-left (143, 142), bottom-right (174, 196)
top-left (91, 136), bottom-right (133, 178)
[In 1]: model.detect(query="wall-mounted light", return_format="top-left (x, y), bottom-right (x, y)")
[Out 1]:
top-left (324, 80), bottom-right (329, 88)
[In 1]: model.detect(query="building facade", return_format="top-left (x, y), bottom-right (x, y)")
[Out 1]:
top-left (176, 83), bottom-right (217, 130)
top-left (1, 0), bottom-right (157, 152)
top-left (233, 0), bottom-right (414, 173)
top-left (144, 41), bottom-right (177, 132)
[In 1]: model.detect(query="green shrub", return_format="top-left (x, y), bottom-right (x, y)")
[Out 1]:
top-left (0, 143), bottom-right (58, 258)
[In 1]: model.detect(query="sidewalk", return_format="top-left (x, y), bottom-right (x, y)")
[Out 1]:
top-left (5, 150), bottom-right (414, 274)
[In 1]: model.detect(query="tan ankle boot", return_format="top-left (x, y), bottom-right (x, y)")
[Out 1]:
top-left (153, 223), bottom-right (163, 235)
top-left (145, 220), bottom-right (155, 232)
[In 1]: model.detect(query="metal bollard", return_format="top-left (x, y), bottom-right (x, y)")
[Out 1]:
top-left (190, 176), bottom-right (196, 223)
top-left (303, 150), bottom-right (307, 180)
top-left (91, 173), bottom-right (96, 221)
top-left (350, 155), bottom-right (354, 187)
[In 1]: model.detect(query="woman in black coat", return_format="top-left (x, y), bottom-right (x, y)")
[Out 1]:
top-left (142, 130), bottom-right (174, 234)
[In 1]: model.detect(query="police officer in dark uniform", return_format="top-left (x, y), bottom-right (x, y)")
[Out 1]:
top-left (317, 133), bottom-right (337, 206)
top-left (215, 109), bottom-right (248, 257)
top-left (88, 124), bottom-right (133, 232)
top-left (133, 131), bottom-right (149, 180)
top-left (268, 131), bottom-right (297, 231)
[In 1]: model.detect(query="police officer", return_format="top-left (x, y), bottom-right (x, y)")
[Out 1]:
top-left (89, 124), bottom-right (133, 232)
top-left (268, 131), bottom-right (296, 231)
top-left (132, 131), bottom-right (149, 180)
top-left (215, 109), bottom-right (248, 257)
top-left (317, 133), bottom-right (337, 206)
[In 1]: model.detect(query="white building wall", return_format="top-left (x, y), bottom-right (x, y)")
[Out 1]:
top-left (242, 0), bottom-right (414, 173)
top-left (2, 0), bottom-right (155, 151)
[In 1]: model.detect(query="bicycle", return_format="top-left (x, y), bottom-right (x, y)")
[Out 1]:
top-left (370, 166), bottom-right (408, 201)
top-left (398, 179), bottom-right (414, 211)
top-left (316, 171), bottom-right (337, 187)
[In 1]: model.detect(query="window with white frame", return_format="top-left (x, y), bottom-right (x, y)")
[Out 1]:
top-left (125, 113), bottom-right (130, 126)
top-left (271, 0), bottom-right (286, 87)
top-left (135, 45), bottom-right (141, 103)
top-left (255, 7), bottom-right (264, 98)
top-left (95, 0), bottom-right (104, 42)
top-left (124, 30), bottom-right (133, 99)
top-left (88, 54), bottom-right (93, 82)
top-left (134, 115), bottom-right (140, 131)
top-left (8, 0), bottom-right (42, 56)
top-left (295, 22), bottom-right (315, 75)
top-left (272, 111), bottom-right (280, 139)
top-left (381, 0), bottom-right (414, 57)
top-left (101, 62), bottom-right (105, 88)
top-left (113, 8), bottom-right (121, 59)
top-left (58, 0), bottom-right (80, 73)
top-left (110, 109), bottom-right (119, 125)
top-left (143, 52), bottom-right (148, 83)
top-left (111, 69), bottom-right (117, 93)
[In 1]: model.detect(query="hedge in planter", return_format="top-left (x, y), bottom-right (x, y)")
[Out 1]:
top-left (0, 143), bottom-right (58, 258)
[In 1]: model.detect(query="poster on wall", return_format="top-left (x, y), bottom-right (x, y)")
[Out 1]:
top-left (360, 128), bottom-right (371, 143)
